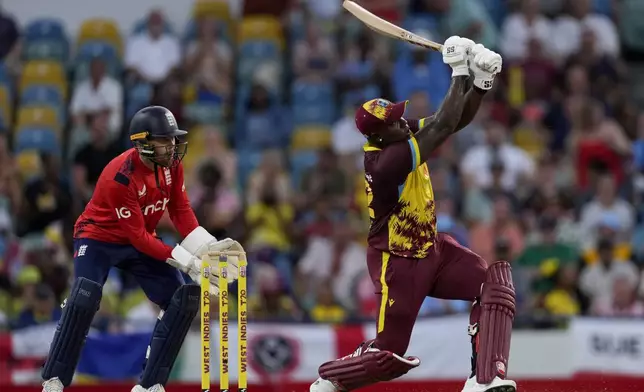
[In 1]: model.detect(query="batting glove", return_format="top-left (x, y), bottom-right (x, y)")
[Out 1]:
top-left (442, 36), bottom-right (473, 78)
top-left (469, 44), bottom-right (502, 90)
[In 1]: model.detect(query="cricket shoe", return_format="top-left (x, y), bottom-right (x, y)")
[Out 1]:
top-left (42, 378), bottom-right (64, 392)
top-left (310, 377), bottom-right (339, 392)
top-left (131, 384), bottom-right (166, 392)
top-left (461, 376), bottom-right (517, 392)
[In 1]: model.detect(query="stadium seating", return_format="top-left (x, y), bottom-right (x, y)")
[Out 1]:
top-left (238, 16), bottom-right (284, 48)
top-left (77, 18), bottom-right (123, 56)
top-left (14, 128), bottom-right (60, 155)
top-left (19, 61), bottom-right (68, 100)
top-left (0, 85), bottom-right (12, 131)
top-left (15, 106), bottom-right (61, 137)
top-left (192, 0), bottom-right (232, 21)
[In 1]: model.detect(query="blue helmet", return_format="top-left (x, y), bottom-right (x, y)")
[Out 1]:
top-left (129, 106), bottom-right (187, 167)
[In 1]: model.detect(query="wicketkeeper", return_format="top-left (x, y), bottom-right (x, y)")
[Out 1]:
top-left (41, 106), bottom-right (245, 392)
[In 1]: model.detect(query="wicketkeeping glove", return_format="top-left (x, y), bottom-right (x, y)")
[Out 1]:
top-left (469, 44), bottom-right (502, 90)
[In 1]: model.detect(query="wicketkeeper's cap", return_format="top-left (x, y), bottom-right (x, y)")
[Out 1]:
top-left (355, 98), bottom-right (408, 136)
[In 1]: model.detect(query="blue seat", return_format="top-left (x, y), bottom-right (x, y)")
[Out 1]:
top-left (126, 83), bottom-right (153, 119)
top-left (236, 149), bottom-right (263, 190)
top-left (14, 128), bottom-right (59, 154)
top-left (341, 84), bottom-right (381, 111)
top-left (23, 40), bottom-right (69, 62)
top-left (291, 81), bottom-right (334, 107)
top-left (293, 105), bottom-right (335, 126)
top-left (76, 41), bottom-right (119, 62)
top-left (237, 40), bottom-right (282, 80)
top-left (24, 19), bottom-right (66, 41)
top-left (290, 150), bottom-right (319, 189)
top-left (21, 85), bottom-right (64, 106)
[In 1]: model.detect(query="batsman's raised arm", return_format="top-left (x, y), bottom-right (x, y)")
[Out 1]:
top-left (414, 38), bottom-right (502, 163)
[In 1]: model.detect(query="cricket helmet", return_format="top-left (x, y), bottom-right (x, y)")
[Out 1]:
top-left (129, 105), bottom-right (187, 167)
top-left (355, 99), bottom-right (408, 136)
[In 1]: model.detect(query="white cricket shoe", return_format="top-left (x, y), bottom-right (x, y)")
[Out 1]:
top-left (42, 378), bottom-right (64, 392)
top-left (310, 377), bottom-right (338, 392)
top-left (131, 384), bottom-right (166, 392)
top-left (461, 376), bottom-right (517, 392)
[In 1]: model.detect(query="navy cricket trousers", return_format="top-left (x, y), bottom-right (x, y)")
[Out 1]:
top-left (73, 238), bottom-right (185, 309)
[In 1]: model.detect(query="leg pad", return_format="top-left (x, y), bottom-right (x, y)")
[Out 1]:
top-left (42, 277), bottom-right (102, 386)
top-left (476, 261), bottom-right (516, 384)
top-left (139, 284), bottom-right (200, 388)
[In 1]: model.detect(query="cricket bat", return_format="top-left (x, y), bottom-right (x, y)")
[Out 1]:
top-left (342, 0), bottom-right (443, 52)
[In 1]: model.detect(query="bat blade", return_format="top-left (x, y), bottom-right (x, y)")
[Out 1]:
top-left (342, 0), bottom-right (443, 52)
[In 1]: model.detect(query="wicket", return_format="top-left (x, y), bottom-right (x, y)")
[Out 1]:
top-left (201, 251), bottom-right (248, 392)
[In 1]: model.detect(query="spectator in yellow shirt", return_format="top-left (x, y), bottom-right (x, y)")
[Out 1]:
top-left (309, 280), bottom-right (347, 324)
top-left (543, 265), bottom-right (581, 316)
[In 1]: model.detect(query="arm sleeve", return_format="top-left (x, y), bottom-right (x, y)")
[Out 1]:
top-left (107, 180), bottom-right (173, 261)
top-left (168, 164), bottom-right (199, 238)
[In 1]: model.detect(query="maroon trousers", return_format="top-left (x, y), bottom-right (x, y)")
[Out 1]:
top-left (367, 233), bottom-right (486, 356)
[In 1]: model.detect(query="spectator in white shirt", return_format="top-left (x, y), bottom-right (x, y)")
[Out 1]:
top-left (500, 0), bottom-right (553, 61)
top-left (579, 175), bottom-right (635, 249)
top-left (551, 0), bottom-right (619, 60)
top-left (331, 102), bottom-right (366, 170)
top-left (70, 57), bottom-right (123, 136)
top-left (125, 10), bottom-right (180, 84)
top-left (296, 221), bottom-right (367, 311)
top-left (461, 122), bottom-right (535, 191)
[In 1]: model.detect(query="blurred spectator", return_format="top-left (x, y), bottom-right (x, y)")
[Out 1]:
top-left (579, 175), bottom-right (634, 249)
top-left (296, 220), bottom-right (367, 311)
top-left (184, 18), bottom-right (233, 103)
top-left (249, 264), bottom-right (301, 320)
top-left (125, 10), bottom-right (181, 84)
top-left (543, 265), bottom-right (581, 316)
top-left (236, 84), bottom-right (291, 150)
top-left (0, 8), bottom-right (20, 75)
top-left (579, 238), bottom-right (639, 305)
top-left (292, 23), bottom-right (336, 81)
top-left (246, 151), bottom-right (293, 253)
top-left (11, 283), bottom-right (60, 330)
top-left (392, 31), bottom-right (449, 106)
top-left (298, 148), bottom-right (348, 210)
top-left (469, 194), bottom-right (524, 263)
top-left (192, 129), bottom-right (237, 188)
top-left (515, 215), bottom-right (578, 308)
top-left (551, 0), bottom-right (619, 60)
top-left (72, 110), bottom-right (123, 206)
top-left (70, 57), bottom-right (123, 136)
top-left (191, 160), bottom-right (241, 239)
top-left (569, 99), bottom-right (630, 189)
top-left (243, 0), bottom-right (291, 17)
top-left (309, 280), bottom-right (347, 323)
top-left (515, 41), bottom-right (558, 104)
top-left (305, 0), bottom-right (342, 20)
top-left (500, 0), bottom-right (553, 61)
top-left (16, 154), bottom-right (72, 237)
top-left (566, 29), bottom-right (621, 98)
top-left (331, 101), bottom-right (365, 169)
top-left (591, 274), bottom-right (644, 317)
top-left (461, 122), bottom-right (535, 191)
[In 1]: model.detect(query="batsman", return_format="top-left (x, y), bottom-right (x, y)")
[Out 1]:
top-left (311, 37), bottom-right (516, 392)
top-left (41, 106), bottom-right (245, 392)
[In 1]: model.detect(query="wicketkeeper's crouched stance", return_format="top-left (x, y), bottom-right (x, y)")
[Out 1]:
top-left (311, 37), bottom-right (516, 392)
top-left (41, 106), bottom-right (245, 392)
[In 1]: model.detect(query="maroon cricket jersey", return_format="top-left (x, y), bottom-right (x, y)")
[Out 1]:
top-left (363, 118), bottom-right (437, 259)
top-left (74, 148), bottom-right (199, 261)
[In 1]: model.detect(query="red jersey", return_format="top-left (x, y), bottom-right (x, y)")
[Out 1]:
top-left (74, 148), bottom-right (199, 261)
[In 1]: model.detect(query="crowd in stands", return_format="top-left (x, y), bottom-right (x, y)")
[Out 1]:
top-left (1, 0), bottom-right (644, 334)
